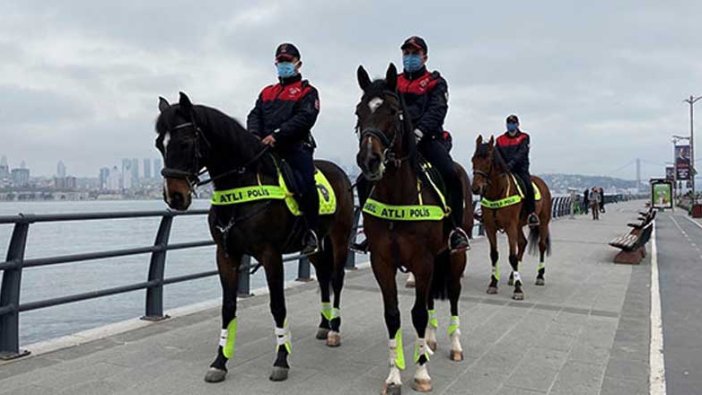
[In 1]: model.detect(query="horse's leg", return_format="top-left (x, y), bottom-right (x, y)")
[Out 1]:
top-left (205, 248), bottom-right (241, 383)
top-left (486, 229), bottom-right (499, 294)
top-left (510, 230), bottom-right (528, 286)
top-left (536, 224), bottom-right (548, 286)
top-left (309, 241), bottom-right (333, 341)
top-left (426, 293), bottom-right (438, 352)
top-left (371, 255), bottom-right (403, 395)
top-left (260, 249), bottom-right (291, 381)
top-left (506, 225), bottom-right (524, 300)
top-left (328, 237), bottom-right (347, 347)
top-left (410, 253), bottom-right (433, 393)
top-left (406, 272), bottom-right (416, 288)
top-left (448, 251), bottom-right (465, 362)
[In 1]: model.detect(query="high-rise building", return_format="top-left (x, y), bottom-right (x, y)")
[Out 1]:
top-left (153, 158), bottom-right (162, 178)
top-left (107, 166), bottom-right (122, 191)
top-left (122, 159), bottom-right (132, 190)
top-left (57, 161), bottom-right (66, 178)
top-left (131, 158), bottom-right (139, 186)
top-left (11, 168), bottom-right (30, 187)
top-left (0, 156), bottom-right (9, 180)
top-left (143, 158), bottom-right (151, 179)
top-left (99, 167), bottom-right (110, 190)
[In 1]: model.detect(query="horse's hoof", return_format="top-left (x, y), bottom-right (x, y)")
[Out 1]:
top-left (204, 368), bottom-right (227, 383)
top-left (512, 292), bottom-right (525, 301)
top-left (535, 278), bottom-right (545, 286)
top-left (316, 327), bottom-right (330, 340)
top-left (411, 378), bottom-right (433, 392)
top-left (450, 350), bottom-right (464, 362)
top-left (427, 340), bottom-right (437, 352)
top-left (326, 331), bottom-right (341, 347)
top-left (269, 366), bottom-right (289, 382)
top-left (382, 383), bottom-right (402, 395)
top-left (486, 286), bottom-right (498, 295)
top-left (508, 278), bottom-right (514, 286)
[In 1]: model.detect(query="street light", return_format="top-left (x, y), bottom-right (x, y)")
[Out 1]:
top-left (684, 95), bottom-right (701, 203)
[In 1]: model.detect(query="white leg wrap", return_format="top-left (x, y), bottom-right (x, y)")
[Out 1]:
top-left (385, 366), bottom-right (402, 385)
top-left (219, 329), bottom-right (228, 347)
top-left (414, 363), bottom-right (431, 381)
top-left (513, 271), bottom-right (522, 284)
top-left (426, 326), bottom-right (437, 345)
top-left (274, 325), bottom-right (291, 347)
top-left (450, 329), bottom-right (463, 353)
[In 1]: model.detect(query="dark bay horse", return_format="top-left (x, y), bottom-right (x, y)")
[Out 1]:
top-left (355, 65), bottom-right (471, 394)
top-left (155, 93), bottom-right (354, 383)
top-left (471, 135), bottom-right (552, 300)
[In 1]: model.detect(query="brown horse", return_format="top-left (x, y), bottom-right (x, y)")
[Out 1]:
top-left (470, 135), bottom-right (552, 300)
top-left (355, 64), bottom-right (471, 394)
top-left (156, 93), bottom-right (355, 383)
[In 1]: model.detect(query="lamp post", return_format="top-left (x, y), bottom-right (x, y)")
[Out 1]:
top-left (684, 95), bottom-right (701, 203)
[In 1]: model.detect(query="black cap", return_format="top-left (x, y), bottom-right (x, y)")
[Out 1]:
top-left (275, 43), bottom-right (300, 61)
top-left (506, 114), bottom-right (520, 123)
top-left (401, 36), bottom-right (428, 53)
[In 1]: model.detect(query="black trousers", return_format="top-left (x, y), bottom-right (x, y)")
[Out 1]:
top-left (356, 139), bottom-right (464, 227)
top-left (281, 145), bottom-right (319, 230)
top-left (512, 168), bottom-right (535, 214)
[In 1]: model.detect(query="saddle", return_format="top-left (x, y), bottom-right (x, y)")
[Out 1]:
top-left (480, 174), bottom-right (541, 210)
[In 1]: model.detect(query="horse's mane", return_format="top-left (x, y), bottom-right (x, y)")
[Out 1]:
top-left (364, 79), bottom-right (419, 172)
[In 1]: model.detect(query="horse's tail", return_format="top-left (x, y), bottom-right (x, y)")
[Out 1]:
top-left (430, 250), bottom-right (451, 300)
top-left (527, 226), bottom-right (552, 257)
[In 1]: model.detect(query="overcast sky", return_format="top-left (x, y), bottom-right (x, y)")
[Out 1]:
top-left (1, 0), bottom-right (701, 181)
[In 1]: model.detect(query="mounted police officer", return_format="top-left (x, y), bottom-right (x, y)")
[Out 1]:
top-left (247, 43), bottom-right (321, 254)
top-left (495, 114), bottom-right (539, 226)
top-left (354, 36), bottom-right (470, 253)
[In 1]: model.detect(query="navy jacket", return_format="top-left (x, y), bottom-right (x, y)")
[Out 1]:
top-left (247, 74), bottom-right (319, 150)
top-left (496, 130), bottom-right (530, 172)
top-left (397, 67), bottom-right (448, 141)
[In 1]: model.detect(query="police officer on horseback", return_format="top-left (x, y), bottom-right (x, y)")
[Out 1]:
top-left (354, 36), bottom-right (470, 252)
top-left (495, 114), bottom-right (540, 226)
top-left (247, 43), bottom-right (321, 254)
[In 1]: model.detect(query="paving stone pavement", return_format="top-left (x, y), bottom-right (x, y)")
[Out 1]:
top-left (0, 201), bottom-right (652, 394)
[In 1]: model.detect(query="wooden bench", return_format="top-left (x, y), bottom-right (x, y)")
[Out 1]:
top-left (609, 208), bottom-right (655, 264)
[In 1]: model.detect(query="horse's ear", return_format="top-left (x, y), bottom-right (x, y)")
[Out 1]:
top-left (386, 63), bottom-right (397, 91)
top-left (488, 136), bottom-right (495, 146)
top-left (158, 97), bottom-right (170, 113)
top-left (357, 66), bottom-right (371, 92)
top-left (179, 92), bottom-right (193, 113)
top-left (476, 135), bottom-right (483, 145)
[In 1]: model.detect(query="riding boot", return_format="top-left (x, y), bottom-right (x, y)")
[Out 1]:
top-left (351, 176), bottom-right (371, 253)
top-left (517, 172), bottom-right (540, 227)
top-left (447, 188), bottom-right (470, 252)
top-left (300, 190), bottom-right (320, 255)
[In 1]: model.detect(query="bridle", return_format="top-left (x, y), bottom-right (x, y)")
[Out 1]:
top-left (160, 119), bottom-right (269, 193)
top-left (357, 90), bottom-right (410, 168)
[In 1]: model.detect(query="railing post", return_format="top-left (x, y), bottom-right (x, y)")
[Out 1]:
top-left (238, 255), bottom-right (253, 297)
top-left (142, 214), bottom-right (173, 321)
top-left (345, 207), bottom-right (362, 270)
top-left (0, 219), bottom-right (31, 360)
top-left (296, 256), bottom-right (313, 282)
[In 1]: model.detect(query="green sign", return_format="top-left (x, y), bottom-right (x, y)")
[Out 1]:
top-left (651, 180), bottom-right (672, 209)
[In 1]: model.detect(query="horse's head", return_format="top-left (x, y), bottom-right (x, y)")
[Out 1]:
top-left (154, 92), bottom-right (208, 210)
top-left (355, 64), bottom-right (409, 181)
top-left (471, 135), bottom-right (495, 196)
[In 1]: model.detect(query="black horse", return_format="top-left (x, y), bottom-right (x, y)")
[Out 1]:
top-left (155, 93), bottom-right (355, 383)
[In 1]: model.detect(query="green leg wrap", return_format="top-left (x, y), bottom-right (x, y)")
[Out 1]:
top-left (331, 307), bottom-right (341, 320)
top-left (275, 319), bottom-right (292, 355)
top-left (492, 263), bottom-right (501, 281)
top-left (537, 262), bottom-right (545, 271)
top-left (321, 302), bottom-right (333, 321)
top-left (220, 318), bottom-right (238, 359)
top-left (390, 329), bottom-right (406, 370)
top-left (447, 316), bottom-right (460, 337)
top-left (413, 338), bottom-right (431, 364)
top-left (428, 309), bottom-right (438, 329)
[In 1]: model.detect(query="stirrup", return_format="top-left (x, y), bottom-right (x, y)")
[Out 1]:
top-left (350, 239), bottom-right (369, 254)
top-left (448, 228), bottom-right (470, 252)
top-left (301, 230), bottom-right (320, 255)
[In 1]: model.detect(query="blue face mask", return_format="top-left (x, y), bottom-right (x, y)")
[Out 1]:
top-left (507, 123), bottom-right (519, 132)
top-left (403, 54), bottom-right (423, 73)
top-left (276, 62), bottom-right (297, 78)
